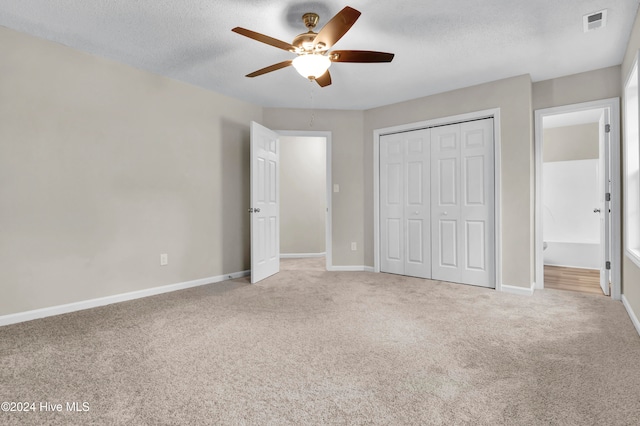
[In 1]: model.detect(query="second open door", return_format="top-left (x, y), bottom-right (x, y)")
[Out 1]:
top-left (250, 121), bottom-right (280, 284)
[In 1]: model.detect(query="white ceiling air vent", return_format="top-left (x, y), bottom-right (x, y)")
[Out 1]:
top-left (583, 9), bottom-right (608, 32)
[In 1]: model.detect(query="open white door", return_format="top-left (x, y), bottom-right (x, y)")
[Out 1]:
top-left (250, 121), bottom-right (280, 284)
top-left (598, 111), bottom-right (611, 295)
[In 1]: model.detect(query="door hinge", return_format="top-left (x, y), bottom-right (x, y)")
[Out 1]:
top-left (605, 124), bottom-right (611, 133)
top-left (605, 192), bottom-right (611, 201)
top-left (606, 261), bottom-right (611, 270)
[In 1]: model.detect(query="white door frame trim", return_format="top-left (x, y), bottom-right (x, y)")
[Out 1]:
top-left (277, 130), bottom-right (333, 271)
top-left (534, 98), bottom-right (621, 300)
top-left (373, 108), bottom-right (503, 291)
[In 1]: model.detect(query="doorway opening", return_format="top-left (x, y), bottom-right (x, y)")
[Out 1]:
top-left (249, 123), bottom-right (332, 283)
top-left (534, 98), bottom-right (621, 299)
top-left (277, 130), bottom-right (332, 271)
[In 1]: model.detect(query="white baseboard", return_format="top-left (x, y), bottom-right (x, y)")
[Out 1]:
top-left (501, 282), bottom-right (535, 296)
top-left (544, 263), bottom-right (599, 271)
top-left (328, 265), bottom-right (371, 272)
top-left (0, 270), bottom-right (250, 327)
top-left (622, 294), bottom-right (640, 337)
top-left (363, 266), bottom-right (375, 273)
top-left (280, 252), bottom-right (326, 259)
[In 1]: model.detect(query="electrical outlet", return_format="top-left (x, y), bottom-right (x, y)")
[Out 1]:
top-left (160, 253), bottom-right (168, 266)
top-left (351, 242), bottom-right (357, 251)
top-left (333, 184), bottom-right (340, 193)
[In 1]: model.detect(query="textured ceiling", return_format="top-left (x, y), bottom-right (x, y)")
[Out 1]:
top-left (1, 0), bottom-right (639, 110)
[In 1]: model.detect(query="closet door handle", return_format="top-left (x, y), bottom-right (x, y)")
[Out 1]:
top-left (442, 211), bottom-right (448, 216)
top-left (593, 208), bottom-right (601, 213)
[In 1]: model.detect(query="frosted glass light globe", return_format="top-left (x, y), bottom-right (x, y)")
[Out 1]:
top-left (292, 54), bottom-right (331, 79)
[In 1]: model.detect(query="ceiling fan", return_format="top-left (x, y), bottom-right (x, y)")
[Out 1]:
top-left (231, 6), bottom-right (394, 87)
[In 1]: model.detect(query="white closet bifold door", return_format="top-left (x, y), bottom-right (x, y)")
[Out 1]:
top-left (380, 130), bottom-right (431, 279)
top-left (431, 119), bottom-right (494, 287)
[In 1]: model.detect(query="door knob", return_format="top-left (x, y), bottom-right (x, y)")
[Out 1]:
top-left (248, 208), bottom-right (253, 213)
top-left (593, 208), bottom-right (601, 213)
top-left (255, 208), bottom-right (261, 213)
top-left (414, 211), bottom-right (419, 215)
top-left (443, 211), bottom-right (448, 216)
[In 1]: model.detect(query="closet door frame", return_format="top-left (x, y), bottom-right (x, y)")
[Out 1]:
top-left (373, 108), bottom-right (503, 291)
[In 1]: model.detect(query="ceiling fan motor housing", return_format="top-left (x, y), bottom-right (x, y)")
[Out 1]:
top-left (293, 13), bottom-right (327, 53)
top-left (292, 32), bottom-right (324, 52)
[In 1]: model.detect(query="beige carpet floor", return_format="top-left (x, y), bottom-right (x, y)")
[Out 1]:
top-left (1, 258), bottom-right (640, 425)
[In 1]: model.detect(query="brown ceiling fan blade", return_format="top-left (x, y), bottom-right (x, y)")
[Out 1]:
top-left (232, 27), bottom-right (296, 52)
top-left (246, 60), bottom-right (293, 77)
top-left (313, 6), bottom-right (361, 49)
top-left (330, 50), bottom-right (395, 63)
top-left (315, 70), bottom-right (332, 87)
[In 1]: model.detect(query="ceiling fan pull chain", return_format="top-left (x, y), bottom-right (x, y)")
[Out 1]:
top-left (309, 84), bottom-right (315, 128)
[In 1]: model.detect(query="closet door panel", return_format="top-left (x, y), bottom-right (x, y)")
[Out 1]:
top-left (380, 135), bottom-right (405, 275)
top-left (439, 219), bottom-right (458, 267)
top-left (460, 119), bottom-right (494, 286)
top-left (380, 130), bottom-right (431, 279)
top-left (404, 130), bottom-right (431, 278)
top-left (465, 220), bottom-right (486, 270)
top-left (431, 125), bottom-right (462, 283)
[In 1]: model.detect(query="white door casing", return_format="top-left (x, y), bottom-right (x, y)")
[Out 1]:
top-left (431, 119), bottom-right (495, 287)
top-left (380, 130), bottom-right (431, 278)
top-left (250, 121), bottom-right (280, 283)
top-left (598, 111), bottom-right (611, 295)
top-left (535, 98), bottom-right (621, 301)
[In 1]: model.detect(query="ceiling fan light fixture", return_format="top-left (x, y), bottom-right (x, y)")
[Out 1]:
top-left (292, 54), bottom-right (331, 79)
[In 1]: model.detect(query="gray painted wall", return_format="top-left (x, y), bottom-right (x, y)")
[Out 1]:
top-left (543, 123), bottom-right (599, 163)
top-left (0, 26), bottom-right (262, 316)
top-left (532, 66), bottom-right (621, 111)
